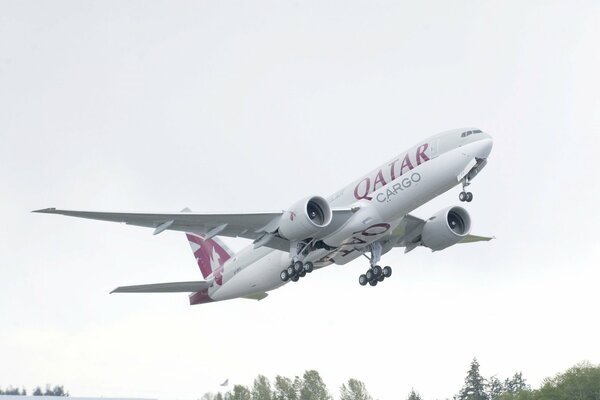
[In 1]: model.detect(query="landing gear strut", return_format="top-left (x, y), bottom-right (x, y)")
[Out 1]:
top-left (358, 242), bottom-right (392, 287)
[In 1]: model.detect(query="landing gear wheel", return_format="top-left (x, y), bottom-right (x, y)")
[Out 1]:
top-left (291, 275), bottom-right (299, 282)
top-left (459, 192), bottom-right (467, 202)
top-left (377, 275), bottom-right (384, 282)
top-left (293, 261), bottom-right (304, 273)
top-left (299, 270), bottom-right (306, 278)
top-left (369, 280), bottom-right (378, 286)
top-left (303, 262), bottom-right (314, 273)
top-left (366, 269), bottom-right (374, 281)
top-left (359, 274), bottom-right (368, 286)
top-left (466, 192), bottom-right (473, 202)
top-left (373, 265), bottom-right (382, 276)
top-left (287, 265), bottom-right (295, 276)
top-left (280, 270), bottom-right (289, 281)
top-left (383, 266), bottom-right (392, 278)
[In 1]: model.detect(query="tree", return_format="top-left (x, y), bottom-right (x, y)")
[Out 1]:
top-left (33, 387), bottom-right (43, 396)
top-left (487, 376), bottom-right (505, 400)
top-left (537, 361), bottom-right (600, 400)
top-left (299, 370), bottom-right (331, 400)
top-left (406, 388), bottom-right (423, 400)
top-left (44, 385), bottom-right (69, 396)
top-left (251, 375), bottom-right (272, 400)
top-left (455, 358), bottom-right (488, 400)
top-left (273, 375), bottom-right (298, 400)
top-left (504, 372), bottom-right (529, 394)
top-left (340, 379), bottom-right (373, 400)
top-left (230, 385), bottom-right (252, 400)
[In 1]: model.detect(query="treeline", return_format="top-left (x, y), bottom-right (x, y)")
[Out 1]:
top-left (0, 385), bottom-right (68, 397)
top-left (201, 359), bottom-right (600, 400)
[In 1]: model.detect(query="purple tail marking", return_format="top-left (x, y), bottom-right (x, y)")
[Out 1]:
top-left (186, 233), bottom-right (233, 281)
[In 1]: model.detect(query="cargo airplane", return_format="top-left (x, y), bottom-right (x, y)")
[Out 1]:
top-left (35, 128), bottom-right (494, 305)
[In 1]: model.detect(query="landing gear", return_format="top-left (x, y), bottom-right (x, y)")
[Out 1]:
top-left (459, 177), bottom-right (474, 202)
top-left (280, 260), bottom-right (314, 282)
top-left (459, 191), bottom-right (473, 202)
top-left (360, 265), bottom-right (392, 286)
top-left (280, 270), bottom-right (289, 281)
top-left (359, 274), bottom-right (369, 286)
top-left (358, 242), bottom-right (393, 287)
top-left (383, 266), bottom-right (392, 278)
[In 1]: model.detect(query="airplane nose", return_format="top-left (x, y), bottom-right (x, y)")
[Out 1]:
top-left (477, 137), bottom-right (493, 159)
top-left (464, 136), bottom-right (493, 159)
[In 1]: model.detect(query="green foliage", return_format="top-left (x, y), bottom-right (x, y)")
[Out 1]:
top-left (455, 358), bottom-right (489, 400)
top-left (299, 370), bottom-right (331, 400)
top-left (406, 388), bottom-right (423, 400)
top-left (0, 386), bottom-right (27, 395)
top-left (504, 373), bottom-right (529, 395)
top-left (273, 375), bottom-right (298, 400)
top-left (201, 392), bottom-right (226, 400)
top-left (340, 379), bottom-right (373, 400)
top-left (536, 361), bottom-right (600, 400)
top-left (44, 385), bottom-right (69, 396)
top-left (252, 375), bottom-right (272, 400)
top-left (230, 385), bottom-right (252, 400)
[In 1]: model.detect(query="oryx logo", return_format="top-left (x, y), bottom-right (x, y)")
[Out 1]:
top-left (289, 211), bottom-right (296, 221)
top-left (376, 172), bottom-right (422, 203)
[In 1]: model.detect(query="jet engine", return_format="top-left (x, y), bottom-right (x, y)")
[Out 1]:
top-left (421, 206), bottom-right (471, 251)
top-left (278, 196), bottom-right (332, 241)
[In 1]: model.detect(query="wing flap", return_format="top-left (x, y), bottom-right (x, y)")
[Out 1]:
top-left (459, 234), bottom-right (495, 243)
top-left (111, 281), bottom-right (210, 293)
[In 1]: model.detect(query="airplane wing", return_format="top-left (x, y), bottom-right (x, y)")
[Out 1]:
top-left (33, 207), bottom-right (354, 252)
top-left (391, 214), bottom-right (493, 252)
top-left (111, 281), bottom-right (210, 293)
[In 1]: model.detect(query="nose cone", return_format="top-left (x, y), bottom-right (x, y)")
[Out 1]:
top-left (468, 134), bottom-right (493, 159)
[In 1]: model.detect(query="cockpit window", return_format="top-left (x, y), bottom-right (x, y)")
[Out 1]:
top-left (461, 129), bottom-right (483, 137)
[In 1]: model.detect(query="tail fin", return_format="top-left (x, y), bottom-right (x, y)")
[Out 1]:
top-left (186, 232), bottom-right (234, 279)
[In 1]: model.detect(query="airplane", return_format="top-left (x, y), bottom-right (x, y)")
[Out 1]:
top-left (34, 127), bottom-right (494, 305)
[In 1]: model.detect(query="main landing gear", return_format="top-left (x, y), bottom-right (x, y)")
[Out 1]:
top-left (280, 260), bottom-right (314, 282)
top-left (359, 265), bottom-right (392, 286)
top-left (359, 242), bottom-right (392, 287)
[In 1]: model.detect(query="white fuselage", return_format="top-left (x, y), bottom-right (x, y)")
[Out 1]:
top-left (204, 128), bottom-right (493, 303)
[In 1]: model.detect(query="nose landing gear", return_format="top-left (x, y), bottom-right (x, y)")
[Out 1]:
top-left (459, 191), bottom-right (473, 202)
top-left (459, 177), bottom-right (473, 202)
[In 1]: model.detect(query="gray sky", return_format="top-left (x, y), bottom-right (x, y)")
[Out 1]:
top-left (1, 1), bottom-right (599, 399)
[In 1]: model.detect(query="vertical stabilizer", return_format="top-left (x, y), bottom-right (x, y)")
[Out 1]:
top-left (186, 232), bottom-right (234, 279)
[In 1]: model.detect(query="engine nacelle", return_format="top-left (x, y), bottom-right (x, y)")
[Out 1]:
top-left (278, 196), bottom-right (332, 241)
top-left (421, 206), bottom-right (471, 251)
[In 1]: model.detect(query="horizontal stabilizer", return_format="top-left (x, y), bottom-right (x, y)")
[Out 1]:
top-left (241, 292), bottom-right (269, 301)
top-left (111, 281), bottom-right (210, 293)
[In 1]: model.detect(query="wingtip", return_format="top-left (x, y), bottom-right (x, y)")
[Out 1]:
top-left (32, 207), bottom-right (57, 214)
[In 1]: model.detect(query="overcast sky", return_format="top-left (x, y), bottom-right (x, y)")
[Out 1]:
top-left (1, 1), bottom-right (600, 399)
